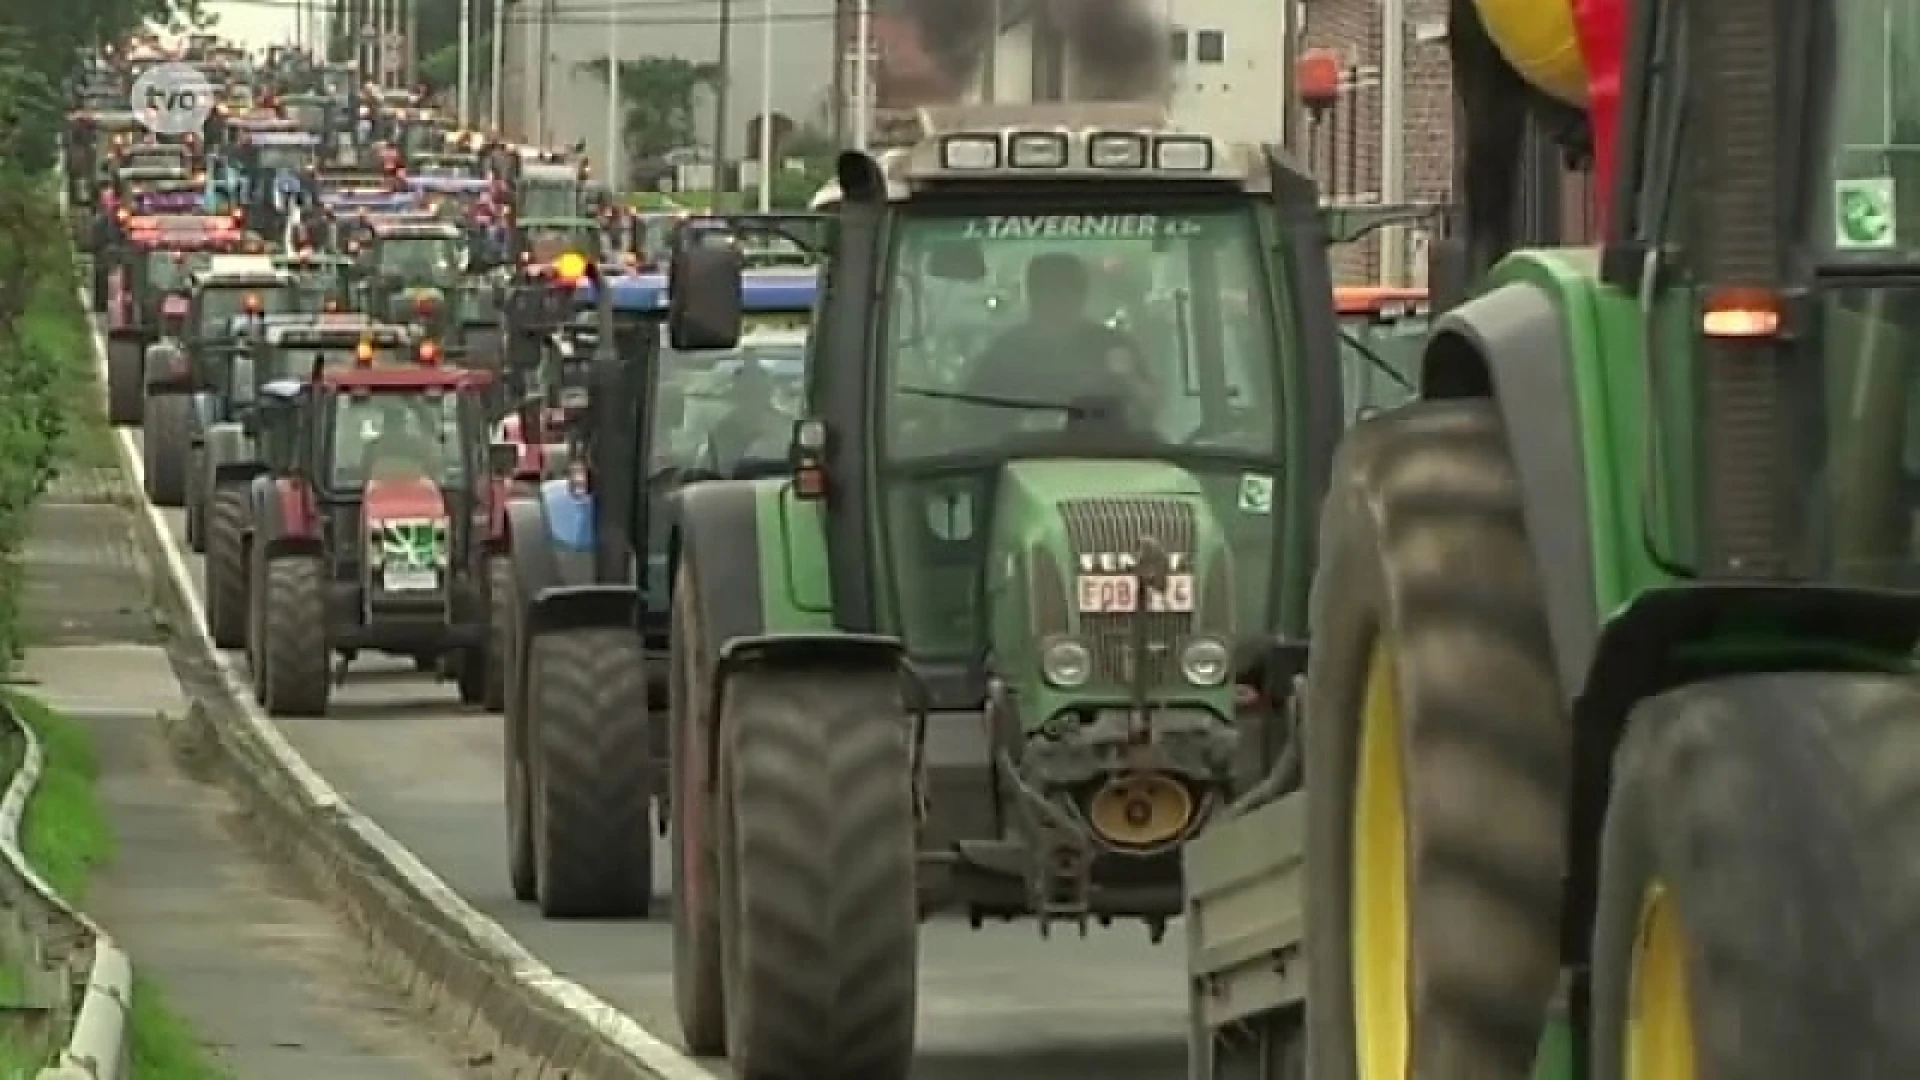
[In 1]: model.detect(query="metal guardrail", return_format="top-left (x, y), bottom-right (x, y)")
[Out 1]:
top-left (0, 701), bottom-right (133, 1080)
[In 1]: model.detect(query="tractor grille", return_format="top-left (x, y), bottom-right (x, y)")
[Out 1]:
top-left (1058, 498), bottom-right (1197, 685)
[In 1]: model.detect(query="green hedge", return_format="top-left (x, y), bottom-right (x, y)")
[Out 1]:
top-left (0, 168), bottom-right (88, 670)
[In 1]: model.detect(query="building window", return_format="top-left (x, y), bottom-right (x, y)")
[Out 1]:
top-left (1170, 29), bottom-right (1189, 63)
top-left (1196, 30), bottom-right (1225, 63)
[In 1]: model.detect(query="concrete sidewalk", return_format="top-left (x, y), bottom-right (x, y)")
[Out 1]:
top-left (16, 466), bottom-right (467, 1079)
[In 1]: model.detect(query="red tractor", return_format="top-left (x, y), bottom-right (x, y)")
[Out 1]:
top-left (242, 352), bottom-right (515, 716)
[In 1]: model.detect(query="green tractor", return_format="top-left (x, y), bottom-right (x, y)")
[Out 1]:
top-left (1183, 0), bottom-right (1920, 1077)
top-left (648, 103), bottom-right (1348, 1079)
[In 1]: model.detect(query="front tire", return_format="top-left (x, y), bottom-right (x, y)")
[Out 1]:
top-left (204, 486), bottom-right (250, 649)
top-left (526, 628), bottom-right (653, 918)
top-left (670, 561), bottom-right (724, 1054)
top-left (106, 340), bottom-right (144, 426)
top-left (261, 556), bottom-right (330, 716)
top-left (717, 667), bottom-right (918, 1080)
top-left (142, 393), bottom-right (190, 507)
top-left (1589, 673), bottom-right (1920, 1078)
top-left (1303, 401), bottom-right (1568, 1080)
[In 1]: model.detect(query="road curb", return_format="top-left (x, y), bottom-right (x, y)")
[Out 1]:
top-left (0, 699), bottom-right (133, 1080)
top-left (93, 321), bottom-right (712, 1080)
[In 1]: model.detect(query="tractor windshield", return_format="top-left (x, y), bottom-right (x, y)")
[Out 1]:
top-left (658, 331), bottom-right (807, 470)
top-left (143, 249), bottom-right (212, 294)
top-left (877, 205), bottom-right (1284, 661)
top-left (375, 234), bottom-right (463, 278)
top-left (518, 175), bottom-right (579, 220)
top-left (1339, 308), bottom-right (1425, 422)
top-left (882, 208), bottom-right (1279, 457)
top-left (326, 389), bottom-right (466, 490)
top-left (197, 285), bottom-right (298, 338)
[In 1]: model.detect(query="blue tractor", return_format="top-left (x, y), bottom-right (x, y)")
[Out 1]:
top-left (498, 226), bottom-right (818, 919)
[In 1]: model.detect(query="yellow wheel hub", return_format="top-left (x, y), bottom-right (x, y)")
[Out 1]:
top-left (1086, 772), bottom-right (1192, 849)
top-left (1353, 640), bottom-right (1408, 1078)
top-left (1626, 884), bottom-right (1698, 1079)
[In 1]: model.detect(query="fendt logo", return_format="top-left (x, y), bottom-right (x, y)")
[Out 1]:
top-left (129, 62), bottom-right (216, 136)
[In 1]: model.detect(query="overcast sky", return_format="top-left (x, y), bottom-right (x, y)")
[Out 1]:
top-left (201, 0), bottom-right (304, 51)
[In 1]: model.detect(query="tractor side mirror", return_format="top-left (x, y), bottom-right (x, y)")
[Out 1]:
top-left (487, 441), bottom-right (518, 477)
top-left (667, 243), bottom-right (743, 351)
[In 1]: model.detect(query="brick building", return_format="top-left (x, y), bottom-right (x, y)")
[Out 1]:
top-left (1300, 0), bottom-right (1600, 283)
top-left (1299, 0), bottom-right (1454, 282)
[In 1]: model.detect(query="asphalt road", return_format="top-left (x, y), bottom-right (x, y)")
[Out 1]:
top-left (126, 428), bottom-right (1192, 1079)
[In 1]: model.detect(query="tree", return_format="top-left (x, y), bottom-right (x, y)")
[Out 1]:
top-left (578, 54), bottom-right (722, 164)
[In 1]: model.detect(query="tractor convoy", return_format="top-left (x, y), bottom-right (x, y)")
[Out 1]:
top-left (78, 1), bottom-right (1919, 1077)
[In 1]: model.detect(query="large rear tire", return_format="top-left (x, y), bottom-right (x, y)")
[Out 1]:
top-left (717, 667), bottom-right (918, 1080)
top-left (205, 485), bottom-right (251, 649)
top-left (503, 571), bottom-right (535, 903)
top-left (142, 393), bottom-right (190, 507)
top-left (481, 555), bottom-right (509, 711)
top-left (1303, 401), bottom-right (1568, 1080)
top-left (261, 556), bottom-right (331, 717)
top-left (526, 628), bottom-right (654, 918)
top-left (186, 448), bottom-right (210, 552)
top-left (106, 340), bottom-right (143, 426)
top-left (1589, 673), bottom-right (1920, 1078)
top-left (669, 561), bottom-right (724, 1055)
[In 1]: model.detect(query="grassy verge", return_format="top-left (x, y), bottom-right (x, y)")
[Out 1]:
top-left (5, 691), bottom-right (232, 1078)
top-left (0, 176), bottom-right (231, 1077)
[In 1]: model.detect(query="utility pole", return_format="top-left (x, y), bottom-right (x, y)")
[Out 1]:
top-left (399, 0), bottom-right (414, 87)
top-left (536, 0), bottom-right (552, 143)
top-left (710, 0), bottom-right (732, 205)
top-left (606, 0), bottom-right (622, 185)
top-left (756, 0), bottom-right (772, 209)
top-left (853, 0), bottom-right (870, 150)
top-left (458, 0), bottom-right (472, 125)
top-left (1379, 0), bottom-right (1406, 284)
top-left (490, 0), bottom-right (507, 132)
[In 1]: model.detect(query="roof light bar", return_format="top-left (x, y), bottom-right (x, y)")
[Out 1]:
top-left (940, 135), bottom-right (999, 170)
top-left (1154, 136), bottom-right (1213, 172)
top-left (1088, 133), bottom-right (1148, 169)
top-left (1008, 132), bottom-right (1069, 168)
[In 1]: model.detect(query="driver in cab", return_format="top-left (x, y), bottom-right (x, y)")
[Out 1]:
top-left (360, 403), bottom-right (446, 483)
top-left (961, 252), bottom-right (1160, 433)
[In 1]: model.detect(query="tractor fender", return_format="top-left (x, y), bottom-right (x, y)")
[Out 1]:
top-left (707, 632), bottom-right (908, 791)
top-left (203, 422), bottom-right (254, 471)
top-left (505, 495), bottom-right (560, 612)
top-left (674, 480), bottom-right (771, 666)
top-left (143, 342), bottom-right (187, 391)
top-left (1420, 279), bottom-right (1598, 698)
top-left (254, 474), bottom-right (321, 559)
top-left (524, 583), bottom-right (639, 639)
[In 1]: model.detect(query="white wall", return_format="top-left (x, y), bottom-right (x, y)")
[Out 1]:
top-left (969, 0), bottom-right (1293, 148)
top-left (509, 0), bottom-right (836, 175)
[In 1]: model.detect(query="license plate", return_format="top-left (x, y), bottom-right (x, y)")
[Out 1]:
top-left (1075, 573), bottom-right (1195, 614)
top-left (383, 566), bottom-right (438, 592)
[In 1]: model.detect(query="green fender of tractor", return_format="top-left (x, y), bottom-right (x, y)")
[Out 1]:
top-left (1419, 248), bottom-right (1920, 717)
top-left (675, 476), bottom-right (909, 788)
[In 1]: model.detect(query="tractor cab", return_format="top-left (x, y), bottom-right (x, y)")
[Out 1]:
top-left (274, 250), bottom-right (355, 312)
top-left (154, 258), bottom-right (302, 396)
top-left (246, 354), bottom-right (504, 716)
top-left (1333, 285), bottom-right (1426, 421)
top-left (664, 103), bottom-right (1342, 951)
top-left (116, 142), bottom-right (192, 176)
top-left (512, 216), bottom-right (603, 268)
top-left (350, 219), bottom-right (468, 333)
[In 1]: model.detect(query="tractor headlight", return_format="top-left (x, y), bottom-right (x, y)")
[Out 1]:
top-left (1040, 636), bottom-right (1092, 689)
top-left (1180, 637), bottom-right (1232, 687)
